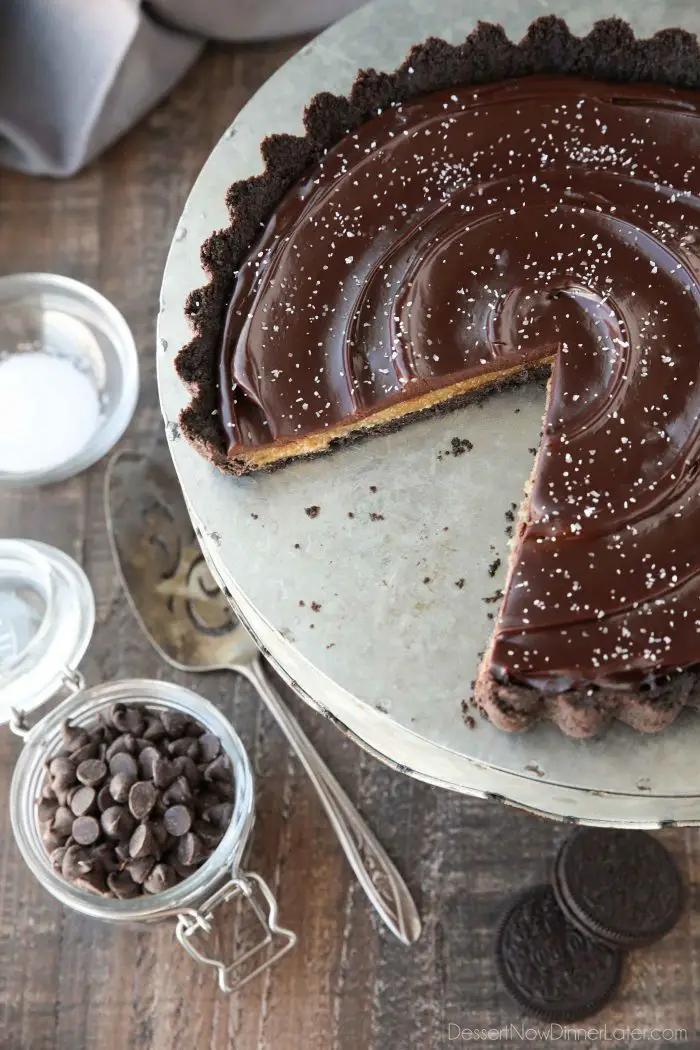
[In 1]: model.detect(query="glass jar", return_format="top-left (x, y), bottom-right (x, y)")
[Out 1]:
top-left (1, 539), bottom-right (295, 992)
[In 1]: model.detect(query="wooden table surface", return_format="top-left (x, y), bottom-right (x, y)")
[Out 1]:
top-left (1, 40), bottom-right (700, 1050)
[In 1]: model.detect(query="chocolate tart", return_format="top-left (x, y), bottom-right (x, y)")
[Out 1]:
top-left (177, 16), bottom-right (700, 738)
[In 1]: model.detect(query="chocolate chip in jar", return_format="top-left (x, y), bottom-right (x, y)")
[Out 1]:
top-left (109, 771), bottom-right (136, 804)
top-left (75, 758), bottom-right (107, 787)
top-left (163, 804), bottom-right (192, 837)
top-left (137, 746), bottom-right (160, 780)
top-left (72, 816), bottom-right (101, 846)
top-left (128, 780), bottom-right (157, 821)
top-left (70, 785), bottom-right (97, 817)
top-left (52, 805), bottom-right (76, 839)
top-left (36, 703), bottom-right (234, 900)
top-left (101, 804), bottom-right (137, 841)
top-left (144, 863), bottom-right (177, 895)
top-left (108, 751), bottom-right (138, 779)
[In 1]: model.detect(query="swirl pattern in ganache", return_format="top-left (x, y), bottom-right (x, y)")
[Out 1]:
top-left (219, 76), bottom-right (700, 691)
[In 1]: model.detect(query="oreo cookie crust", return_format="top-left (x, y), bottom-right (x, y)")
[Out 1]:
top-left (496, 884), bottom-right (623, 1022)
top-left (553, 829), bottom-right (684, 949)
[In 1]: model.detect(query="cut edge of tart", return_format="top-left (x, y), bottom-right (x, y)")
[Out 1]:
top-left (193, 363), bottom-right (552, 472)
top-left (473, 395), bottom-right (700, 740)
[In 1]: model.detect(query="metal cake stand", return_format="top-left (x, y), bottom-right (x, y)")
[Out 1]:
top-left (157, 0), bottom-right (700, 827)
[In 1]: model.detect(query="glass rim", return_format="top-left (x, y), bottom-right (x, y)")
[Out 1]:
top-left (0, 540), bottom-right (56, 687)
top-left (0, 272), bottom-right (139, 489)
top-left (10, 677), bottom-right (255, 922)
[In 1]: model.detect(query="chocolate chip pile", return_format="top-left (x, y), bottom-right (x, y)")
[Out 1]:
top-left (37, 703), bottom-right (234, 899)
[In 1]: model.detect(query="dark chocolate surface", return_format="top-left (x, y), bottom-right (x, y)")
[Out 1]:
top-left (219, 75), bottom-right (700, 692)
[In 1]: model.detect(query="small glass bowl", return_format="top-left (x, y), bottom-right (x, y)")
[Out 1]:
top-left (10, 679), bottom-right (295, 991)
top-left (0, 273), bottom-right (139, 488)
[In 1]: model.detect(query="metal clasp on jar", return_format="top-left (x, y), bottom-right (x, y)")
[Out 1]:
top-left (175, 870), bottom-right (296, 992)
top-left (10, 665), bottom-right (86, 738)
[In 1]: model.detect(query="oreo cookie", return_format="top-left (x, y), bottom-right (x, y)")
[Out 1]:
top-left (496, 885), bottom-right (623, 1022)
top-left (553, 828), bottom-right (684, 949)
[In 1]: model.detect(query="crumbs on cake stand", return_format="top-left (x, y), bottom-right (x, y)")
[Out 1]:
top-left (437, 436), bottom-right (474, 461)
top-left (460, 698), bottom-right (478, 729)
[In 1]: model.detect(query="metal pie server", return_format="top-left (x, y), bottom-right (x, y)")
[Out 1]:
top-left (104, 448), bottom-right (421, 946)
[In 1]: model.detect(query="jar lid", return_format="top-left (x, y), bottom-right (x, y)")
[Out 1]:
top-left (0, 539), bottom-right (95, 722)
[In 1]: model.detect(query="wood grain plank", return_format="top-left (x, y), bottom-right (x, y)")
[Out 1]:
top-left (0, 731), bottom-right (64, 1050)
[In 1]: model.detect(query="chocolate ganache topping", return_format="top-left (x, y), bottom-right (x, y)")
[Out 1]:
top-left (220, 75), bottom-right (700, 693)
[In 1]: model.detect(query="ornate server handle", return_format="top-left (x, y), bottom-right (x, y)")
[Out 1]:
top-left (237, 656), bottom-right (422, 946)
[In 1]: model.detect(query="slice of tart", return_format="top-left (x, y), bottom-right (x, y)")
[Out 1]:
top-left (177, 17), bottom-right (700, 736)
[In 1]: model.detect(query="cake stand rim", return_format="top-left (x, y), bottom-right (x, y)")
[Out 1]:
top-left (156, 0), bottom-right (700, 826)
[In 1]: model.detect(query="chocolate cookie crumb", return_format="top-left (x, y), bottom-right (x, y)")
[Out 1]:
top-left (423, 576), bottom-right (431, 584)
top-left (305, 505), bottom-right (320, 518)
top-left (450, 437), bottom-right (474, 456)
top-left (488, 558), bottom-right (502, 578)
top-left (369, 485), bottom-right (377, 493)
top-left (455, 578), bottom-right (465, 589)
top-left (369, 512), bottom-right (384, 522)
top-left (311, 601), bottom-right (322, 612)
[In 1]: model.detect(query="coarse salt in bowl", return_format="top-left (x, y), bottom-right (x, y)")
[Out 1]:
top-left (0, 274), bottom-right (139, 487)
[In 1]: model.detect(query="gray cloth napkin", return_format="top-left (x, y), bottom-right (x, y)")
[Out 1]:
top-left (0, 0), bottom-right (361, 177)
